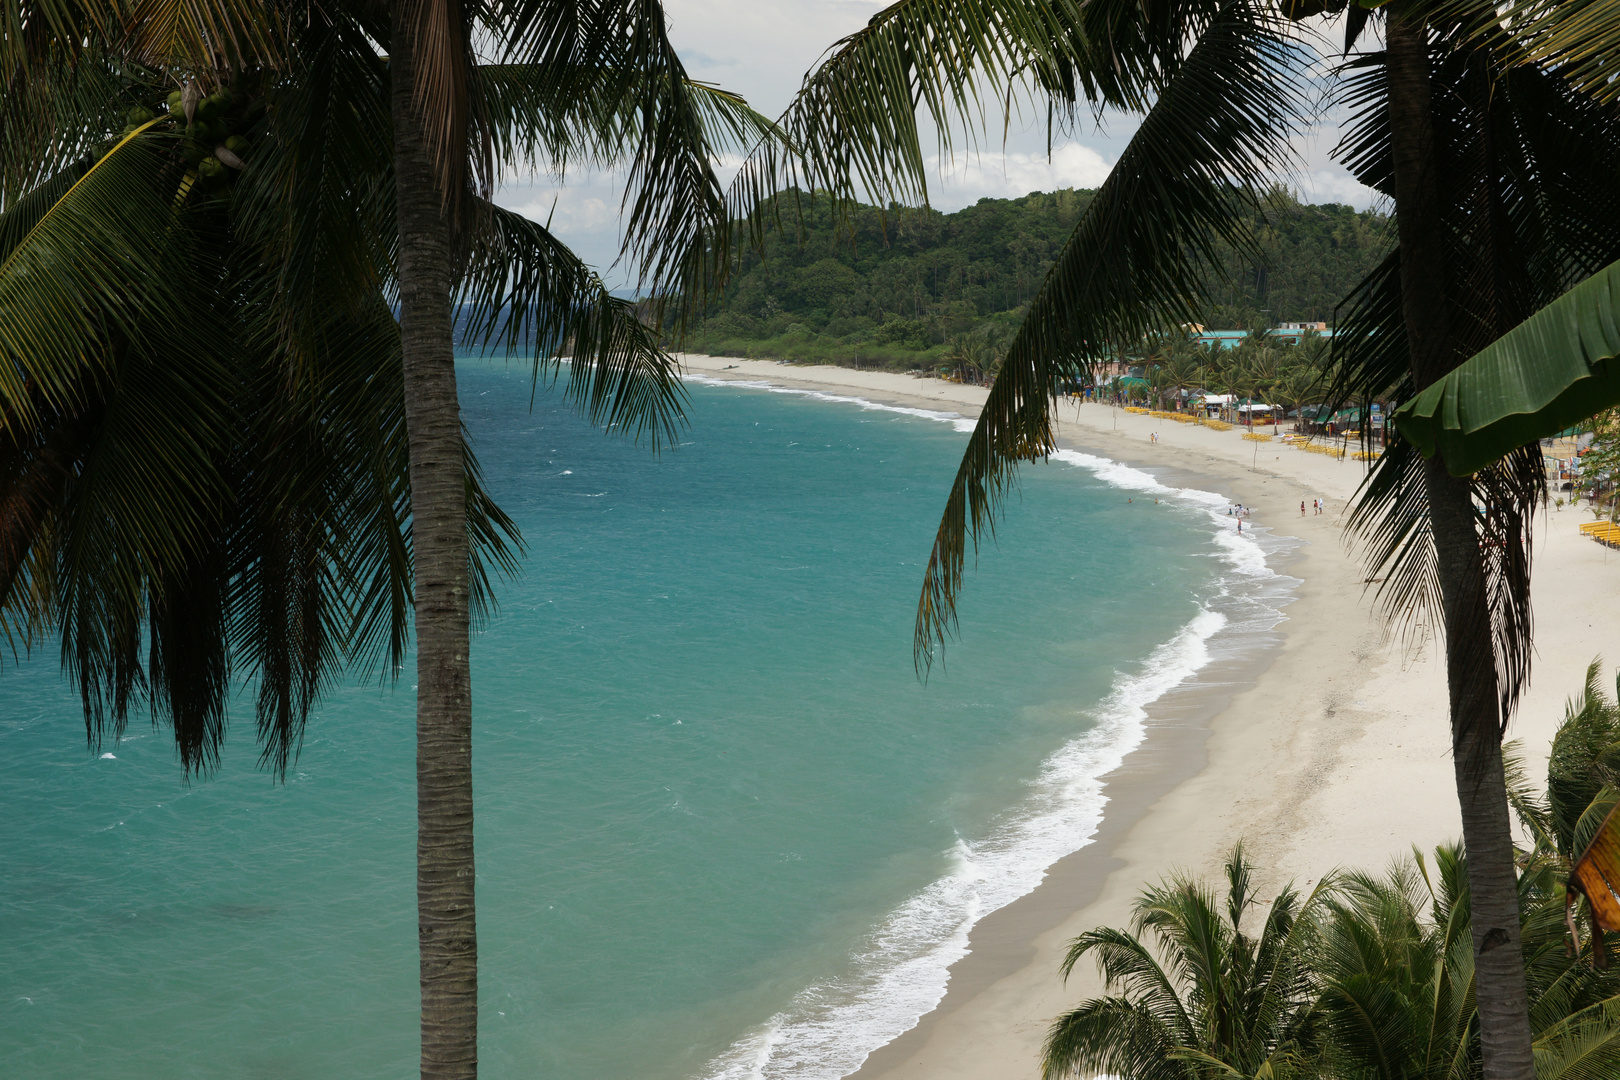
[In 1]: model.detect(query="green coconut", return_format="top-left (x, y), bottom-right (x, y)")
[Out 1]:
top-left (224, 135), bottom-right (248, 155)
top-left (166, 90), bottom-right (183, 113)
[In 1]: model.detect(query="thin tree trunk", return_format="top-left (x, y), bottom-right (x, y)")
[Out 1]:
top-left (1385, 8), bottom-right (1534, 1077)
top-left (391, 8), bottom-right (478, 1078)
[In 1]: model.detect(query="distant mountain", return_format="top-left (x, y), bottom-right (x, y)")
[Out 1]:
top-left (685, 187), bottom-right (1392, 369)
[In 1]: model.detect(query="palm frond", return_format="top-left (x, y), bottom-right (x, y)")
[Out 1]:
top-left (1503, 738), bottom-right (1557, 853)
top-left (1394, 258), bottom-right (1620, 475)
top-left (1062, 925), bottom-right (1199, 1040)
top-left (0, 124), bottom-right (191, 420)
top-left (479, 63), bottom-right (780, 181)
top-left (1516, 0), bottom-right (1620, 105)
top-left (229, 8), bottom-right (396, 352)
top-left (913, 0), bottom-right (1307, 665)
top-left (0, 41), bottom-right (135, 203)
top-left (1532, 998), bottom-right (1620, 1080)
top-left (487, 0), bottom-right (753, 317)
top-left (457, 200), bottom-right (686, 450)
top-left (727, 0), bottom-right (1236, 221)
top-left (396, 0), bottom-right (489, 223)
top-left (1044, 995), bottom-right (1188, 1080)
top-left (115, 0), bottom-right (287, 74)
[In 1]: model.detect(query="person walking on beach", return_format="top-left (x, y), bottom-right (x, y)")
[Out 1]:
top-left (1301, 500), bottom-right (1306, 516)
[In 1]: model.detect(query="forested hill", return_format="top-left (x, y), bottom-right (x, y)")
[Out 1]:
top-left (686, 187), bottom-right (1392, 369)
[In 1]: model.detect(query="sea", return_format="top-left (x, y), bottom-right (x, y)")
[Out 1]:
top-left (0, 361), bottom-right (1297, 1080)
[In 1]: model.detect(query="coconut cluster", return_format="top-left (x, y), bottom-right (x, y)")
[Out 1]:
top-left (154, 84), bottom-right (250, 189)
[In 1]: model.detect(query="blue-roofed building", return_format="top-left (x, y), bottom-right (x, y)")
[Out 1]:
top-left (1192, 329), bottom-right (1248, 349)
top-left (1190, 322), bottom-right (1335, 348)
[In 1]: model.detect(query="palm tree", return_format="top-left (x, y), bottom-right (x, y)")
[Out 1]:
top-left (1315, 840), bottom-right (1620, 1079)
top-left (1160, 336), bottom-right (1205, 412)
top-left (1208, 363), bottom-right (1243, 425)
top-left (1, 4), bottom-right (772, 1076)
top-left (1329, 8), bottom-right (1620, 1066)
top-left (1313, 846), bottom-right (1480, 1079)
top-left (1273, 367), bottom-right (1323, 437)
top-left (737, 3), bottom-right (1620, 1069)
top-left (1149, 360), bottom-right (1179, 410)
top-left (943, 328), bottom-right (1005, 384)
top-left (1048, 665), bottom-right (1620, 1080)
top-left (1393, 0), bottom-right (1620, 467)
top-left (1504, 661), bottom-right (1620, 959)
top-left (381, 2), bottom-right (779, 1061)
top-left (1042, 845), bottom-right (1327, 1080)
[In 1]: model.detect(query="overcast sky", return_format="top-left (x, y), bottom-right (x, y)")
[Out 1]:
top-left (493, 1), bottom-right (1384, 285)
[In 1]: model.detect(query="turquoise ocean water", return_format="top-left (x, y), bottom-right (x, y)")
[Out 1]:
top-left (1, 364), bottom-right (1292, 1080)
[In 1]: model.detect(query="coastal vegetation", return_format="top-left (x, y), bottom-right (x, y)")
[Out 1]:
top-left (1107, 328), bottom-right (1333, 422)
top-left (1577, 410), bottom-right (1620, 515)
top-left (686, 188), bottom-right (1388, 371)
top-left (1044, 665), bottom-right (1620, 1079)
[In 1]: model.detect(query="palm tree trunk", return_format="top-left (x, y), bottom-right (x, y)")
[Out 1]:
top-left (1385, 8), bottom-right (1533, 1077)
top-left (390, 8), bottom-right (478, 1079)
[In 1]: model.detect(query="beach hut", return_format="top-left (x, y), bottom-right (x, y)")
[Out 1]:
top-left (1237, 401), bottom-right (1280, 431)
top-left (1198, 392), bottom-right (1235, 420)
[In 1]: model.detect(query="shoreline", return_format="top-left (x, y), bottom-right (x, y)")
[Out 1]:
top-left (676, 354), bottom-right (1620, 1080)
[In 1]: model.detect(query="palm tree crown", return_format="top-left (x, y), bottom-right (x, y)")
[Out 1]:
top-left (1044, 846), bottom-right (1326, 1080)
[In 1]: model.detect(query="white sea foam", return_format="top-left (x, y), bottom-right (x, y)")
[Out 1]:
top-left (701, 607), bottom-right (1228, 1080)
top-left (681, 373), bottom-right (979, 433)
top-left (690, 375), bottom-right (1298, 1080)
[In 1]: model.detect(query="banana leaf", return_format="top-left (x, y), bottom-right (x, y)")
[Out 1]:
top-left (1394, 258), bottom-right (1620, 475)
top-left (1572, 801), bottom-right (1620, 934)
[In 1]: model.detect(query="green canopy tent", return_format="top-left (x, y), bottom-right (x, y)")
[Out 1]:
top-left (1107, 374), bottom-right (1151, 403)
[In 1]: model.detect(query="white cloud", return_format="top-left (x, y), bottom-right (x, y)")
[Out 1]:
top-left (661, 0), bottom-right (885, 115)
top-left (504, 190), bottom-right (615, 238)
top-left (1294, 169), bottom-right (1382, 210)
top-left (928, 143), bottom-right (1114, 204)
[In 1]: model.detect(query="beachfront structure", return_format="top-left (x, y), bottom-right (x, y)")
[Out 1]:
top-left (1193, 326), bottom-right (1337, 348)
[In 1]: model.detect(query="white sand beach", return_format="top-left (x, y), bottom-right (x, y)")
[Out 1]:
top-left (676, 353), bottom-right (1620, 1080)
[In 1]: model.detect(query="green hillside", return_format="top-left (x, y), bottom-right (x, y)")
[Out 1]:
top-left (686, 187), bottom-right (1392, 370)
